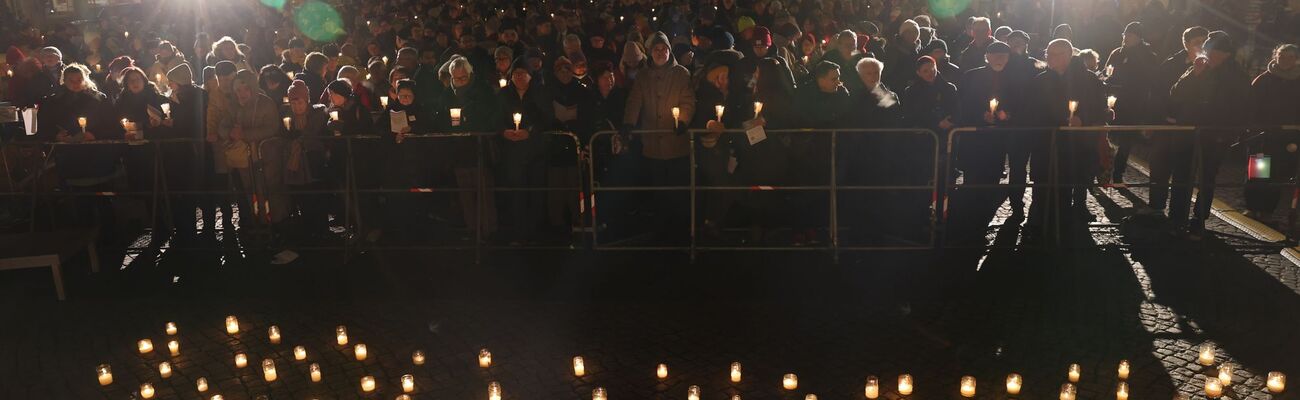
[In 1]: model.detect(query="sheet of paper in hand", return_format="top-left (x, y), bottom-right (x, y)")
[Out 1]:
top-left (743, 118), bottom-right (766, 145)
top-left (390, 110), bottom-right (409, 133)
top-left (22, 108), bottom-right (37, 135)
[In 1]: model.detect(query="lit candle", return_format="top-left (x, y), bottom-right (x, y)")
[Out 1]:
top-left (354, 343), bottom-right (368, 361)
top-left (1268, 371), bottom-right (1287, 393)
top-left (336, 326), bottom-right (348, 345)
top-left (160, 103), bottom-right (171, 118)
top-left (196, 377), bottom-right (208, 392)
top-left (960, 375), bottom-right (976, 398)
top-left (225, 316), bottom-right (239, 334)
top-left (283, 117), bottom-right (292, 130)
top-left (1198, 343), bottom-right (1216, 366)
top-left (167, 340), bottom-right (179, 356)
top-left (783, 373), bottom-right (798, 390)
top-left (478, 348), bottom-right (492, 368)
top-left (268, 326), bottom-right (281, 344)
top-left (715, 104), bottom-right (725, 122)
top-left (1059, 383), bottom-right (1077, 400)
top-left (1107, 95), bottom-right (1117, 110)
top-left (96, 364), bottom-right (113, 386)
top-left (412, 350), bottom-right (425, 365)
top-left (402, 374), bottom-right (415, 392)
top-left (382, 56), bottom-right (389, 65)
top-left (125, 31), bottom-right (131, 38)
top-left (499, 78), bottom-right (508, 88)
top-left (294, 346), bottom-right (307, 360)
top-left (262, 359), bottom-right (277, 382)
top-left (138, 339), bottom-right (154, 354)
top-left (513, 112), bottom-right (522, 131)
top-left (361, 375), bottom-right (376, 392)
top-left (94, 64), bottom-right (102, 73)
top-left (121, 118), bottom-right (130, 131)
top-left (656, 363), bottom-right (668, 379)
top-left (140, 383), bottom-right (155, 399)
top-left (234, 353), bottom-right (248, 368)
top-left (864, 376), bottom-right (879, 399)
top-left (899, 374), bottom-right (914, 395)
top-left (687, 385), bottom-right (701, 400)
top-left (397, 396), bottom-right (411, 400)
top-left (1068, 363), bottom-right (1081, 382)
top-left (78, 117), bottom-right (87, 129)
top-left (805, 395), bottom-right (817, 400)
top-left (450, 108), bottom-right (463, 126)
top-left (488, 381), bottom-right (502, 400)
top-left (164, 322), bottom-right (178, 335)
top-left (309, 363), bottom-right (321, 382)
top-left (1118, 360), bottom-right (1130, 380)
top-left (592, 387), bottom-right (607, 400)
top-left (329, 110), bottom-right (340, 122)
top-left (753, 101), bottom-right (763, 116)
top-left (1205, 377), bottom-right (1223, 398)
top-left (989, 98), bottom-right (999, 113)
top-left (1217, 363), bottom-right (1233, 386)
top-left (1006, 373), bottom-right (1022, 395)
top-left (730, 362), bottom-right (742, 383)
top-left (365, 73), bottom-right (371, 80)
top-left (155, 73), bottom-right (162, 83)
top-left (283, 96), bottom-right (289, 104)
top-left (1116, 381), bottom-right (1130, 400)
top-left (573, 356), bottom-right (586, 377)
top-left (210, 395), bottom-right (223, 400)
top-left (380, 96), bottom-right (389, 108)
top-left (1068, 100), bottom-right (1079, 119)
top-left (672, 107), bottom-right (681, 127)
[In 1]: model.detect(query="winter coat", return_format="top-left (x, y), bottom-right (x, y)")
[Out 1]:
top-left (147, 55), bottom-right (187, 90)
top-left (1250, 62), bottom-right (1300, 125)
top-left (1172, 59), bottom-right (1252, 141)
top-left (436, 80), bottom-right (500, 167)
top-left (1104, 42), bottom-right (1159, 124)
top-left (1151, 50), bottom-right (1195, 123)
top-left (496, 83), bottom-right (553, 165)
top-left (623, 57), bottom-right (695, 159)
top-left (901, 77), bottom-right (959, 134)
top-left (37, 87), bottom-right (125, 180)
top-left (284, 104), bottom-right (330, 185)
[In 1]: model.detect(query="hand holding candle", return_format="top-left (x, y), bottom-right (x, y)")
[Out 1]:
top-left (715, 105), bottom-right (725, 122)
top-left (960, 376), bottom-right (976, 398)
top-left (513, 112), bottom-right (522, 131)
top-left (450, 108), bottom-right (463, 126)
top-left (97, 364), bottom-right (113, 386)
top-left (753, 101), bottom-right (764, 116)
top-left (672, 107), bottom-right (681, 127)
top-left (1107, 95), bottom-right (1118, 110)
top-left (499, 78), bottom-right (508, 88)
top-left (989, 98), bottom-right (999, 113)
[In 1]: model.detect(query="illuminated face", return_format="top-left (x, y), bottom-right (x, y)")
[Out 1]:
top-left (597, 71), bottom-right (615, 92)
top-left (235, 82), bottom-right (255, 105)
top-left (651, 43), bottom-right (670, 66)
top-left (451, 67), bottom-right (471, 89)
top-left (397, 88), bottom-right (415, 106)
top-left (1045, 43), bottom-right (1073, 71)
top-left (64, 70), bottom-right (87, 92)
top-left (126, 72), bottom-right (146, 93)
top-left (290, 97), bottom-right (309, 114)
top-left (328, 91), bottom-right (346, 107)
top-left (857, 62), bottom-right (881, 89)
top-left (916, 62), bottom-right (936, 83)
top-left (816, 67), bottom-right (841, 93)
top-left (986, 52), bottom-right (1010, 71)
top-left (511, 68), bottom-right (531, 88)
top-left (1186, 35), bottom-right (1207, 56)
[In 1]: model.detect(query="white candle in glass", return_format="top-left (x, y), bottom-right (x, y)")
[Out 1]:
top-left (499, 78), bottom-right (508, 88)
top-left (1068, 363), bottom-right (1081, 382)
top-left (234, 353), bottom-right (248, 368)
top-left (478, 348), bottom-right (492, 368)
top-left (354, 343), bottom-right (368, 361)
top-left (730, 362), bottom-right (742, 383)
top-left (1198, 343), bottom-right (1216, 366)
top-left (783, 373), bottom-right (798, 390)
top-left (262, 359), bottom-right (277, 382)
top-left (805, 395), bottom-right (817, 400)
top-left (1217, 363), bottom-right (1233, 386)
top-left (715, 105), bottom-right (725, 122)
top-left (210, 395), bottom-right (223, 400)
top-left (139, 383), bottom-right (155, 399)
top-left (336, 326), bottom-right (348, 345)
top-left (1268, 371), bottom-right (1286, 393)
top-left (449, 108), bottom-right (462, 126)
top-left (412, 350), bottom-right (425, 365)
top-left (864, 376), bottom-right (880, 399)
top-left (309, 363), bottom-right (321, 382)
top-left (656, 363), bottom-right (668, 379)
top-left (1006, 373), bottom-right (1022, 395)
top-left (267, 326), bottom-right (281, 344)
top-left (687, 385), bottom-right (701, 400)
top-left (164, 322), bottom-right (177, 335)
top-left (899, 374), bottom-right (914, 395)
top-left (592, 387), bottom-right (607, 400)
top-left (138, 339), bottom-right (154, 354)
top-left (360, 375), bottom-right (376, 392)
top-left (1118, 360), bottom-right (1130, 380)
top-left (96, 364), bottom-right (113, 386)
top-left (196, 377), bottom-right (208, 392)
top-left (573, 356), bottom-right (585, 377)
top-left (1059, 383), bottom-right (1077, 400)
top-left (1116, 381), bottom-right (1130, 400)
top-left (293, 346), bottom-right (306, 360)
top-left (380, 96), bottom-right (389, 108)
top-left (960, 375), bottom-right (976, 398)
top-left (167, 340), bottom-right (179, 356)
top-left (1205, 377), bottom-right (1223, 398)
top-left (402, 374), bottom-right (415, 392)
top-left (488, 381), bottom-right (502, 400)
top-left (225, 316), bottom-right (239, 334)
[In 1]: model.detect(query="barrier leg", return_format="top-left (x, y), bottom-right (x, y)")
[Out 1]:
top-left (689, 133), bottom-right (696, 264)
top-left (1049, 128), bottom-right (1061, 247)
top-left (475, 135), bottom-right (484, 265)
top-left (829, 130), bottom-right (839, 263)
top-left (588, 139), bottom-right (600, 249)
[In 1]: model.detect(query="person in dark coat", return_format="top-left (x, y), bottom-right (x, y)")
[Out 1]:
top-left (37, 64), bottom-right (125, 232)
top-left (1243, 44), bottom-right (1300, 218)
top-left (1004, 30), bottom-right (1045, 216)
top-left (496, 59), bottom-right (553, 242)
top-left (902, 56), bottom-right (958, 138)
top-left (1144, 26), bottom-right (1208, 219)
top-left (925, 40), bottom-right (961, 86)
top-left (114, 67), bottom-right (171, 237)
top-left (1169, 31), bottom-right (1252, 239)
top-left (957, 17), bottom-right (994, 74)
top-left (544, 56), bottom-right (589, 233)
top-left (377, 79), bottom-right (434, 236)
top-left (1104, 21), bottom-right (1159, 183)
top-left (948, 41), bottom-right (1017, 244)
top-left (282, 80), bottom-right (331, 238)
top-left (162, 63), bottom-right (211, 241)
top-left (789, 61), bottom-right (852, 244)
top-left (691, 61), bottom-right (741, 239)
top-left (436, 56), bottom-right (499, 238)
top-left (296, 52), bottom-right (329, 105)
top-left (259, 64), bottom-right (292, 103)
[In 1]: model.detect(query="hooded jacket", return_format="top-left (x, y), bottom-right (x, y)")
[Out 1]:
top-left (623, 32), bottom-right (696, 159)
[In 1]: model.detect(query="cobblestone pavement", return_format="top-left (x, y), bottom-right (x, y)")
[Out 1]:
top-left (3, 157), bottom-right (1300, 400)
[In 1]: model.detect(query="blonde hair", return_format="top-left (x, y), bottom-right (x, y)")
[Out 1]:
top-left (213, 36), bottom-right (244, 61)
top-left (61, 63), bottom-right (99, 92)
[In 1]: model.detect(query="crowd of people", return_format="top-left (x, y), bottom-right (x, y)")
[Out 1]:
top-left (0, 0), bottom-right (1298, 255)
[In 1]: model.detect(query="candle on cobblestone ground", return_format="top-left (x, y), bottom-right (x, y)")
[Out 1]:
top-left (167, 340), bottom-right (179, 356)
top-left (210, 395), bottom-right (223, 400)
top-left (96, 364), bottom-right (113, 386)
top-left (573, 356), bottom-right (586, 376)
top-left (165, 322), bottom-right (177, 335)
top-left (864, 376), bottom-right (879, 398)
top-left (309, 363), bottom-right (321, 382)
top-left (262, 359), bottom-right (277, 382)
top-left (961, 375), bottom-right (976, 397)
top-left (235, 353), bottom-right (248, 368)
top-left (657, 363), bottom-right (668, 379)
top-left (898, 374), bottom-right (914, 395)
top-left (1199, 344), bottom-right (1216, 366)
top-left (730, 362), bottom-right (742, 383)
top-left (159, 362), bottom-right (172, 378)
top-left (783, 373), bottom-right (798, 390)
top-left (355, 344), bottom-right (368, 361)
top-left (478, 348), bottom-right (492, 368)
top-left (1118, 360), bottom-right (1130, 380)
top-left (687, 385), bottom-right (701, 400)
top-left (196, 377), bottom-right (208, 392)
top-left (731, 396), bottom-right (741, 400)
top-left (1116, 381), bottom-right (1129, 400)
top-left (1006, 373), bottom-right (1023, 395)
top-left (1068, 364), bottom-right (1081, 383)
top-left (1269, 371), bottom-right (1287, 393)
top-left (1217, 363), bottom-right (1233, 386)
top-left (361, 375), bottom-right (376, 392)
top-left (401, 374), bottom-right (415, 392)
top-left (1205, 377), bottom-right (1223, 398)
top-left (294, 346), bottom-right (307, 360)
top-left (412, 350), bottom-right (425, 365)
top-left (592, 387), bottom-right (607, 400)
top-left (397, 396), bottom-right (411, 400)
top-left (1059, 383), bottom-right (1076, 400)
top-left (225, 316), bottom-right (239, 334)
top-left (138, 339), bottom-right (154, 354)
top-left (805, 395), bottom-right (817, 400)
top-left (336, 326), bottom-right (348, 345)
top-left (140, 383), bottom-right (155, 398)
top-left (488, 381), bottom-right (502, 400)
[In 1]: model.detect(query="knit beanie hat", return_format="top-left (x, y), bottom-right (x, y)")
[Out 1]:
top-left (287, 79), bottom-right (310, 102)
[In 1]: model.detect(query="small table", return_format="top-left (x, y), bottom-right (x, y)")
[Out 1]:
top-left (0, 229), bottom-right (100, 300)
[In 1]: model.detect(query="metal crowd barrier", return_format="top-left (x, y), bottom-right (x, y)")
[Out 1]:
top-left (943, 124), bottom-right (1300, 248)
top-left (588, 128), bottom-right (941, 263)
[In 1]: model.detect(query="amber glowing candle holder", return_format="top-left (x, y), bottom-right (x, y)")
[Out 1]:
top-left (960, 375), bottom-right (976, 398)
top-left (687, 385), bottom-right (701, 400)
top-left (488, 381), bottom-right (502, 400)
top-left (782, 373), bottom-right (798, 390)
top-left (401, 374), bottom-right (415, 393)
top-left (592, 387), bottom-right (607, 400)
top-left (96, 364), bottom-right (113, 386)
top-left (138, 339), bottom-right (154, 354)
top-left (573, 356), bottom-right (586, 377)
top-left (412, 350), bottom-right (426, 365)
top-left (1268, 371), bottom-right (1287, 394)
top-left (864, 375), bottom-right (880, 399)
top-left (336, 326), bottom-right (348, 345)
top-left (267, 326), bottom-right (281, 344)
top-left (158, 362), bottom-right (172, 378)
top-left (478, 348), bottom-right (492, 368)
top-left (196, 377), bottom-right (208, 392)
top-left (309, 363), bottom-right (321, 382)
top-left (293, 346), bottom-right (307, 361)
top-left (657, 363), bottom-right (668, 379)
top-left (360, 375), bottom-right (376, 392)
top-left (730, 362), bottom-right (742, 383)
top-left (164, 322), bottom-right (177, 335)
top-left (1118, 360), bottom-right (1130, 380)
top-left (1006, 373), bottom-right (1023, 395)
top-left (225, 316), bottom-right (239, 334)
top-left (354, 343), bottom-right (368, 361)
top-left (234, 353), bottom-right (248, 368)
top-left (139, 383), bottom-right (155, 399)
top-left (898, 374), bottom-right (914, 395)
top-left (262, 359), bottom-right (277, 382)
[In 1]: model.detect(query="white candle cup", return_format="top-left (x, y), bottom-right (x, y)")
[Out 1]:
top-left (167, 340), bottom-right (180, 356)
top-left (78, 117), bottom-right (88, 129)
top-left (1116, 381), bottom-right (1130, 400)
top-left (195, 377), bottom-right (208, 392)
top-left (354, 343), bottom-right (368, 361)
top-left (1068, 363), bottom-right (1081, 383)
top-left (402, 374), bottom-right (415, 392)
top-left (309, 363), bottom-right (321, 382)
top-left (592, 387), bottom-right (607, 400)
top-left (753, 101), bottom-right (764, 116)
top-left (1217, 363), bottom-right (1233, 386)
top-left (730, 362), bottom-right (742, 383)
top-left (329, 110), bottom-right (340, 122)
top-left (989, 98), bottom-right (1000, 113)
top-left (499, 78), bottom-right (508, 88)
top-left (412, 350), bottom-right (426, 365)
top-left (336, 326), bottom-right (348, 345)
top-left (1268, 371), bottom-right (1287, 393)
top-left (262, 359), bottom-right (277, 382)
top-left (488, 381), bottom-right (503, 400)
top-left (1118, 359), bottom-right (1130, 380)
top-left (513, 112), bottom-right (522, 131)
top-left (899, 374), bottom-right (914, 395)
top-left (225, 316), bottom-right (239, 334)
top-left (282, 117), bottom-right (291, 130)
top-left (783, 373), bottom-right (798, 390)
top-left (864, 376), bottom-right (880, 399)
top-left (160, 103), bottom-right (171, 118)
top-left (139, 383), bottom-right (155, 399)
top-left (1059, 383), bottom-right (1077, 400)
top-left (1107, 95), bottom-right (1118, 110)
top-left (805, 395), bottom-right (817, 400)
top-left (656, 363), bottom-right (668, 379)
top-left (138, 339), bottom-right (154, 354)
top-left (360, 375), bottom-right (376, 392)
top-left (450, 108), bottom-right (463, 126)
top-left (1205, 377), bottom-right (1224, 398)
top-left (96, 364), bottom-right (113, 386)
top-left (210, 395), bottom-right (223, 400)
top-left (234, 353), bottom-right (248, 368)
top-left (1006, 373), bottom-right (1023, 395)
top-left (478, 348), bottom-right (492, 368)
top-left (687, 385), bottom-right (701, 400)
top-left (573, 356), bottom-right (586, 377)
top-left (293, 346), bottom-right (307, 360)
top-left (960, 375), bottom-right (976, 398)
top-left (380, 96), bottom-right (389, 108)
top-left (267, 326), bottom-right (281, 344)
top-left (1198, 343), bottom-right (1216, 366)
top-left (164, 322), bottom-right (177, 335)
top-left (715, 104), bottom-right (725, 122)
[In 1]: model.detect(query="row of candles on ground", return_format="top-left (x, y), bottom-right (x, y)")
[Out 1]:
top-left (104, 317), bottom-right (1289, 398)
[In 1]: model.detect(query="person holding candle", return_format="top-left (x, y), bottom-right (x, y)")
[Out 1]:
top-left (37, 63), bottom-right (125, 232)
top-left (496, 58), bottom-right (552, 243)
top-left (543, 56), bottom-right (590, 235)
top-left (1003, 30), bottom-right (1045, 218)
top-left (114, 66), bottom-right (173, 240)
top-left (690, 60), bottom-right (742, 241)
top-left (843, 56), bottom-right (916, 242)
top-left (437, 55), bottom-right (499, 239)
top-left (147, 41), bottom-right (187, 92)
top-left (258, 65), bottom-right (292, 104)
top-left (335, 66), bottom-right (380, 112)
top-left (378, 78), bottom-right (434, 236)
top-left (1103, 22), bottom-right (1159, 185)
top-left (223, 70), bottom-right (285, 234)
top-left (1142, 26), bottom-right (1209, 222)
top-left (948, 40), bottom-right (1016, 245)
top-left (295, 52), bottom-right (329, 106)
top-left (1169, 31), bottom-right (1251, 240)
top-left (282, 80), bottom-right (332, 241)
top-left (1241, 44), bottom-right (1300, 220)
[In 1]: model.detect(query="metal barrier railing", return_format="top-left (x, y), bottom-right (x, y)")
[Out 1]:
top-left (588, 128), bottom-right (940, 262)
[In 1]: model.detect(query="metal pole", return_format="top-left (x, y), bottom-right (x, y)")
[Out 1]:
top-left (1049, 127), bottom-right (1060, 247)
top-left (688, 130), bottom-right (697, 264)
top-left (475, 134), bottom-right (484, 265)
top-left (588, 133), bottom-right (602, 249)
top-left (829, 130), bottom-right (839, 264)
